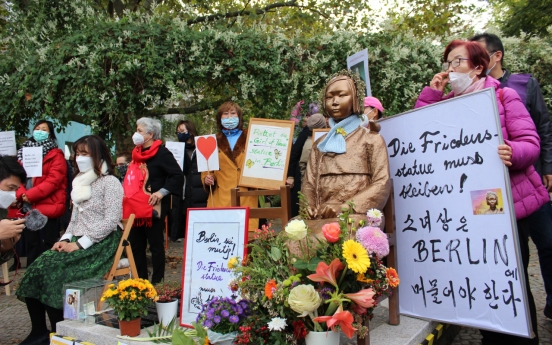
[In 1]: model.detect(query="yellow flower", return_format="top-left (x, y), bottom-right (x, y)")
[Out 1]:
top-left (227, 257), bottom-right (239, 269)
top-left (336, 127), bottom-right (347, 137)
top-left (130, 291), bottom-right (137, 301)
top-left (108, 284), bottom-right (114, 288)
top-left (356, 273), bottom-right (373, 284)
top-left (342, 240), bottom-right (370, 274)
top-left (204, 336), bottom-right (210, 345)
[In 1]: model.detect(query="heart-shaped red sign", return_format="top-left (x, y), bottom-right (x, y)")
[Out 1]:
top-left (197, 136), bottom-right (217, 161)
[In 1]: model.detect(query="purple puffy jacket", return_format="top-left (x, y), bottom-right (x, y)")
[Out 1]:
top-left (415, 76), bottom-right (550, 220)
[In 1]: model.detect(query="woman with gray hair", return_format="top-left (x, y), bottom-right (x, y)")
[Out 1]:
top-left (122, 117), bottom-right (183, 284)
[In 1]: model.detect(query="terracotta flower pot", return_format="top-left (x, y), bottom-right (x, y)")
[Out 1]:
top-left (119, 317), bottom-right (141, 337)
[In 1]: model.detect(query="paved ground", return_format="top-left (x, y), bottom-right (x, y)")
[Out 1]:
top-left (0, 241), bottom-right (187, 345)
top-left (2, 238), bottom-right (551, 345)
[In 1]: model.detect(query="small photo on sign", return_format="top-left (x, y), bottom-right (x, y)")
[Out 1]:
top-left (470, 188), bottom-right (505, 215)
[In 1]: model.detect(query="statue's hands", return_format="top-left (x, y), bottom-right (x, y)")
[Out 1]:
top-left (319, 204), bottom-right (341, 219)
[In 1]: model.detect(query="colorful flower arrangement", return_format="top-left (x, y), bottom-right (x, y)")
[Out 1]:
top-left (101, 278), bottom-right (158, 321)
top-left (227, 202), bottom-right (399, 344)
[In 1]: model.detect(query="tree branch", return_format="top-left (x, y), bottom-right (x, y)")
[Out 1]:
top-left (186, 0), bottom-right (298, 25)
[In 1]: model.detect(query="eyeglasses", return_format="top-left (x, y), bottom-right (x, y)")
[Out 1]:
top-left (175, 131), bottom-right (188, 135)
top-left (441, 58), bottom-right (469, 71)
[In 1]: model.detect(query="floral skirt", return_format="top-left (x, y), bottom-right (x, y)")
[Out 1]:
top-left (16, 230), bottom-right (121, 309)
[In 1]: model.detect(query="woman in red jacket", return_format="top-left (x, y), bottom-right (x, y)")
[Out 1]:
top-left (16, 120), bottom-right (67, 267)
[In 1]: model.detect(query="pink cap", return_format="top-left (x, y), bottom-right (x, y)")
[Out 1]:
top-left (364, 96), bottom-right (384, 114)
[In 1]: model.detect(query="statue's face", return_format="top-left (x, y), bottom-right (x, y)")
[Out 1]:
top-left (487, 195), bottom-right (497, 208)
top-left (325, 79), bottom-right (354, 120)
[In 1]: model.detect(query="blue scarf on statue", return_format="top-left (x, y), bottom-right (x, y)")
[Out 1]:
top-left (317, 115), bottom-right (362, 154)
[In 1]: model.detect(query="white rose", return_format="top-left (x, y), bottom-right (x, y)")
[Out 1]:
top-left (288, 284), bottom-right (321, 317)
top-left (285, 219), bottom-right (307, 240)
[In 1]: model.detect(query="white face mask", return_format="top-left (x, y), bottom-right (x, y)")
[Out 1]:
top-left (76, 156), bottom-right (94, 173)
top-left (449, 69), bottom-right (476, 95)
top-left (132, 132), bottom-right (149, 146)
top-left (0, 189), bottom-right (16, 209)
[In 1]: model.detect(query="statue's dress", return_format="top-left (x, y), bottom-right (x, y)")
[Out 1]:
top-left (302, 126), bottom-right (391, 222)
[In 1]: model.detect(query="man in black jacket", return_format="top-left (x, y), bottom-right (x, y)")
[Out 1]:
top-left (471, 33), bottom-right (552, 318)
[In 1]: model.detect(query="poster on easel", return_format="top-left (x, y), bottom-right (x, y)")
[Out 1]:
top-left (347, 48), bottom-right (371, 97)
top-left (180, 207), bottom-right (249, 327)
top-left (195, 135), bottom-right (219, 172)
top-left (239, 118), bottom-right (295, 190)
top-left (378, 88), bottom-right (533, 338)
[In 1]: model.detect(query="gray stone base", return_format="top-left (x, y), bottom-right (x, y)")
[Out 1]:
top-left (57, 301), bottom-right (438, 345)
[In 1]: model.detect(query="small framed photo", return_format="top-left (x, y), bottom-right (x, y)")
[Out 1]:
top-left (63, 289), bottom-right (81, 320)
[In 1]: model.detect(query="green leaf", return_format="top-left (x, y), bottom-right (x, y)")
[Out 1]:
top-left (270, 247), bottom-right (282, 261)
top-left (307, 257), bottom-right (323, 271)
top-left (293, 259), bottom-right (308, 269)
top-left (171, 329), bottom-right (188, 345)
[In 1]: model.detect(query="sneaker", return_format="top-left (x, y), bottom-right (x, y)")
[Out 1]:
top-left (544, 304), bottom-right (552, 319)
top-left (176, 238), bottom-right (183, 243)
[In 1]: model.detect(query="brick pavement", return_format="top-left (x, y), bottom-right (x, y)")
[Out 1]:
top-left (2, 241), bottom-right (551, 345)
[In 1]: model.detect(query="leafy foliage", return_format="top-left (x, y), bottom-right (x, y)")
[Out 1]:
top-left (0, 1), bottom-right (440, 150)
top-left (491, 0), bottom-right (552, 39)
top-left (384, 0), bottom-right (484, 39)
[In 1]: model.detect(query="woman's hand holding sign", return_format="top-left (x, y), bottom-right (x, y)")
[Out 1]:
top-left (498, 144), bottom-right (513, 167)
top-left (204, 174), bottom-right (215, 186)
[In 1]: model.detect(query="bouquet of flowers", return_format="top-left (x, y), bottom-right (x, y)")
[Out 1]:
top-left (101, 278), bottom-right (158, 321)
top-left (228, 202), bottom-right (399, 344)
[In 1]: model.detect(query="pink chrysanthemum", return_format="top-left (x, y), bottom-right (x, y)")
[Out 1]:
top-left (356, 226), bottom-right (389, 258)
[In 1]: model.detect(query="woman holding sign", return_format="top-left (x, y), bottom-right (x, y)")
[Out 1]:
top-left (202, 102), bottom-right (258, 230)
top-left (416, 39), bottom-right (551, 345)
top-left (14, 120), bottom-right (67, 268)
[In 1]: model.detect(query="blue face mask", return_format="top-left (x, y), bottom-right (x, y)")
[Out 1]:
top-left (221, 117), bottom-right (239, 130)
top-left (33, 130), bottom-right (49, 142)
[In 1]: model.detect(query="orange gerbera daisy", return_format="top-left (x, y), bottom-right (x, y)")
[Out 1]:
top-left (264, 279), bottom-right (277, 299)
top-left (386, 268), bottom-right (400, 288)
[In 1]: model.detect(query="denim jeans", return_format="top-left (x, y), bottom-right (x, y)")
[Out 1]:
top-left (528, 201), bottom-right (552, 307)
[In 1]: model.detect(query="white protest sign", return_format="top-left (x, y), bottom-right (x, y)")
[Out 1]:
top-left (166, 141), bottom-right (186, 171)
top-left (379, 88), bottom-right (532, 337)
top-left (180, 208), bottom-right (248, 327)
top-left (347, 48), bottom-right (371, 96)
top-left (0, 131), bottom-right (17, 156)
top-left (22, 147), bottom-right (43, 177)
top-left (195, 135), bottom-right (219, 172)
top-left (239, 118), bottom-right (295, 190)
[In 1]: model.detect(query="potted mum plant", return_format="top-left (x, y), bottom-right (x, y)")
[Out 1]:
top-left (154, 280), bottom-right (182, 327)
top-left (100, 278), bottom-right (158, 337)
top-left (196, 296), bottom-right (251, 344)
